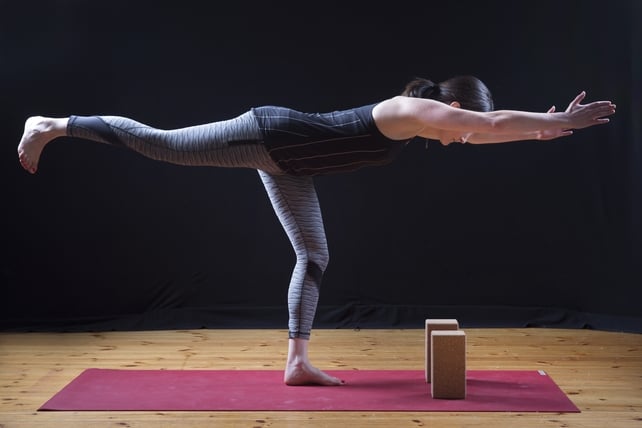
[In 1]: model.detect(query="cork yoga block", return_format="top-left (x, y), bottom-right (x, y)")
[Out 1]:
top-left (430, 330), bottom-right (467, 399)
top-left (425, 319), bottom-right (459, 382)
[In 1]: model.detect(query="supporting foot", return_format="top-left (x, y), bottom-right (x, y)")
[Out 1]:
top-left (284, 361), bottom-right (344, 386)
top-left (284, 337), bottom-right (344, 386)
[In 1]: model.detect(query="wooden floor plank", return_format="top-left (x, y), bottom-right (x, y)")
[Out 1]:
top-left (1, 328), bottom-right (641, 427)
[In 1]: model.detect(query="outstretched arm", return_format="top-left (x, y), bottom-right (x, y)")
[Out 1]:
top-left (466, 106), bottom-right (570, 144)
top-left (466, 92), bottom-right (615, 144)
top-left (386, 91), bottom-right (617, 143)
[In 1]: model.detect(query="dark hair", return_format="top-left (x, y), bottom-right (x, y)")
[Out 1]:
top-left (401, 75), bottom-right (494, 112)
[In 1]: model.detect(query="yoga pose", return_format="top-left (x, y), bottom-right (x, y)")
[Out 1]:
top-left (17, 76), bottom-right (616, 386)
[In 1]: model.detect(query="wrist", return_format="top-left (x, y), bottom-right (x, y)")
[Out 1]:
top-left (559, 111), bottom-right (574, 129)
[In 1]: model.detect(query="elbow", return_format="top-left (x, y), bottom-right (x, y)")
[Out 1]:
top-left (485, 113), bottom-right (506, 134)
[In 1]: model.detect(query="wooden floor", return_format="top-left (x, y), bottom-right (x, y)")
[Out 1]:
top-left (1, 328), bottom-right (641, 427)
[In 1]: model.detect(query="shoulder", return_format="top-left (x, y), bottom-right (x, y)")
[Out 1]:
top-left (371, 97), bottom-right (441, 140)
top-left (373, 96), bottom-right (448, 119)
top-left (374, 96), bottom-right (450, 122)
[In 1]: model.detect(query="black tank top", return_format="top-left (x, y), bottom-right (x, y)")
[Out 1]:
top-left (251, 104), bottom-right (408, 176)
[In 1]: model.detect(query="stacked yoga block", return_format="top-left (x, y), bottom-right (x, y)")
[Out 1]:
top-left (425, 319), bottom-right (466, 399)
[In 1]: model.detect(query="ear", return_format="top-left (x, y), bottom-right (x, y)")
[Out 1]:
top-left (449, 101), bottom-right (461, 109)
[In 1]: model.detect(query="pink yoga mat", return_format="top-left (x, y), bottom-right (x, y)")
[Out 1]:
top-left (39, 369), bottom-right (579, 412)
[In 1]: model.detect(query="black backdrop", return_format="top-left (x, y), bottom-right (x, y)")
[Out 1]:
top-left (2, 1), bottom-right (640, 333)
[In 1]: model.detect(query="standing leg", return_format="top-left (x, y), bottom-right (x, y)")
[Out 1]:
top-left (258, 170), bottom-right (342, 386)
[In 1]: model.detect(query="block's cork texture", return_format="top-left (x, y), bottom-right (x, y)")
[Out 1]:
top-left (425, 319), bottom-right (459, 382)
top-left (430, 330), bottom-right (466, 399)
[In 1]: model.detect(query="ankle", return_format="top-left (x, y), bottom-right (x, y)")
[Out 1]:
top-left (48, 118), bottom-right (69, 137)
top-left (287, 338), bottom-right (310, 365)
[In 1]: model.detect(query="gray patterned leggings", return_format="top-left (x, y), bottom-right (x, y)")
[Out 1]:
top-left (67, 111), bottom-right (328, 339)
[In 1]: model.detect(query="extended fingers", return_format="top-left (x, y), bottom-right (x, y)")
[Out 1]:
top-left (587, 105), bottom-right (615, 126)
top-left (570, 91), bottom-right (587, 108)
top-left (590, 100), bottom-right (616, 108)
top-left (592, 102), bottom-right (617, 117)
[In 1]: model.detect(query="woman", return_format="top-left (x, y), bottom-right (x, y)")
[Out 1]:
top-left (17, 76), bottom-right (616, 386)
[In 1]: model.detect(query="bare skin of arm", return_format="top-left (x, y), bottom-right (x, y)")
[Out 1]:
top-left (372, 92), bottom-right (616, 146)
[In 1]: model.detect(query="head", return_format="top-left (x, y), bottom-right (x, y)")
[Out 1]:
top-left (401, 75), bottom-right (494, 112)
top-left (401, 75), bottom-right (494, 146)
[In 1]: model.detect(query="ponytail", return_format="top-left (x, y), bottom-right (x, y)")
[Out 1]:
top-left (401, 75), bottom-right (494, 112)
top-left (402, 78), bottom-right (440, 99)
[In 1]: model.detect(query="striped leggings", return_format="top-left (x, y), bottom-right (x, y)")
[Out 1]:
top-left (67, 111), bottom-right (328, 340)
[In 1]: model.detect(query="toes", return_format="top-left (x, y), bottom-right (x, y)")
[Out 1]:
top-left (327, 376), bottom-right (345, 386)
top-left (19, 156), bottom-right (36, 174)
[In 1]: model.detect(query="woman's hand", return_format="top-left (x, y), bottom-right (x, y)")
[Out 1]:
top-left (537, 92), bottom-right (616, 140)
top-left (564, 91), bottom-right (616, 129)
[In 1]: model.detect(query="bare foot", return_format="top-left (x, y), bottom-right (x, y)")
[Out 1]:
top-left (284, 361), bottom-right (344, 386)
top-left (17, 116), bottom-right (65, 174)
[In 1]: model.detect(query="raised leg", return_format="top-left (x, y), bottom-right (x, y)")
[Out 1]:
top-left (18, 112), bottom-right (282, 174)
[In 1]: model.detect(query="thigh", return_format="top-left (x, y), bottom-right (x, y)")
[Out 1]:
top-left (258, 171), bottom-right (328, 266)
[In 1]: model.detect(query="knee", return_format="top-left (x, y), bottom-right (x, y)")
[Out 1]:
top-left (306, 259), bottom-right (327, 286)
top-left (314, 245), bottom-right (329, 273)
top-left (298, 246), bottom-right (329, 285)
